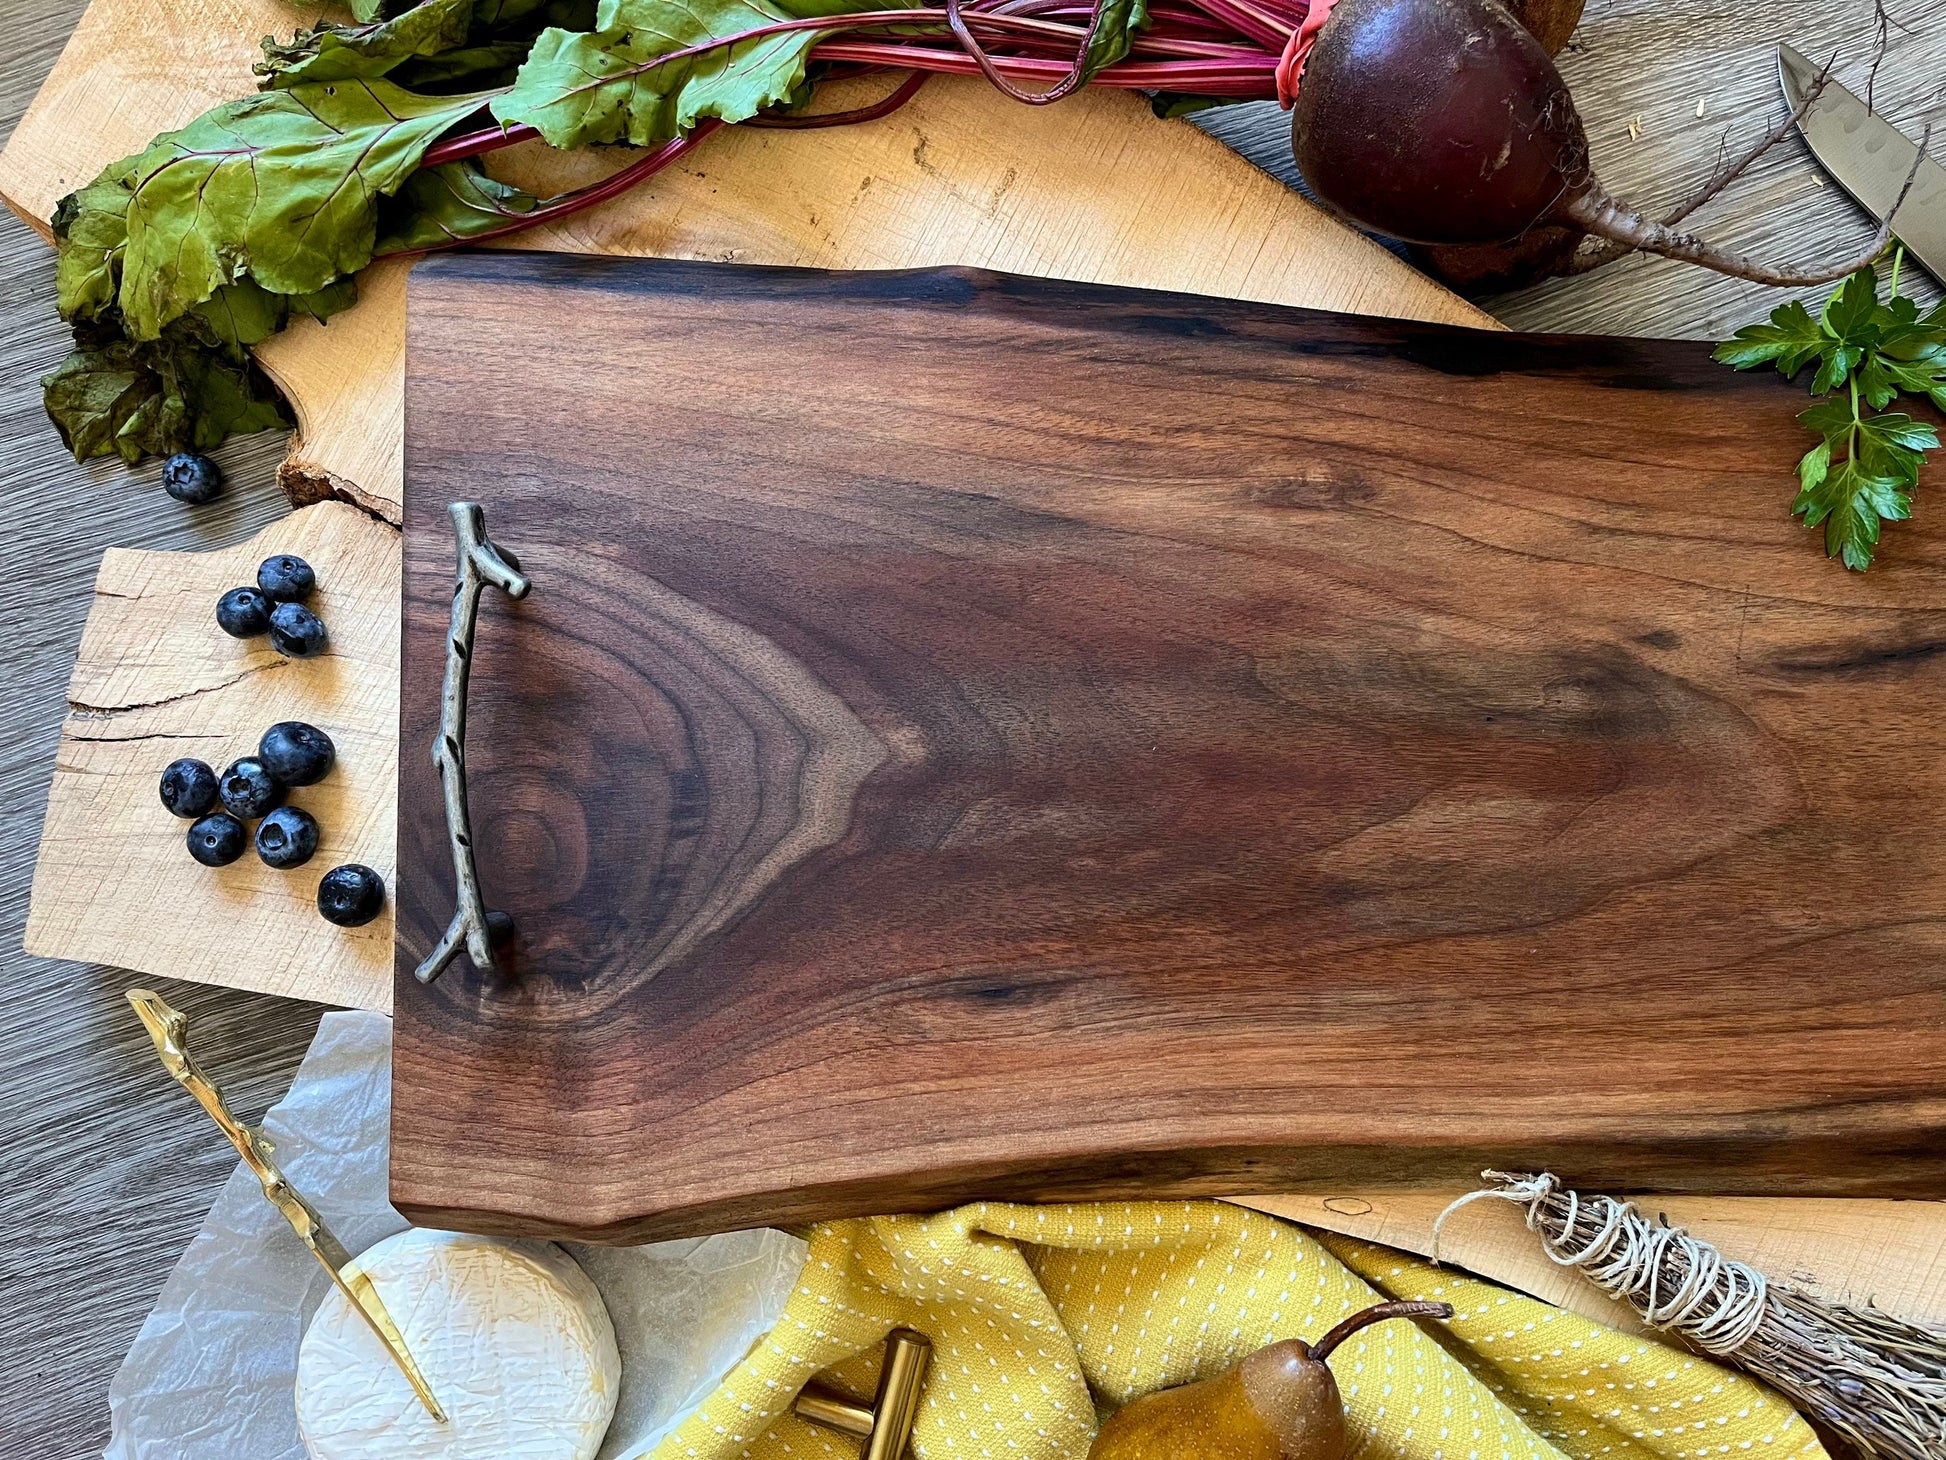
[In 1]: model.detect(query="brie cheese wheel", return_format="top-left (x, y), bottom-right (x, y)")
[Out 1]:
top-left (296, 1228), bottom-right (620, 1460)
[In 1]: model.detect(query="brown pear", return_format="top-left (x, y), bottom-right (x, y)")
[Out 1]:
top-left (1086, 1300), bottom-right (1454, 1460)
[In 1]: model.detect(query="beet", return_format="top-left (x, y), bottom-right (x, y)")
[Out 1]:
top-left (1295, 0), bottom-right (1582, 245)
top-left (1289, 0), bottom-right (1909, 287)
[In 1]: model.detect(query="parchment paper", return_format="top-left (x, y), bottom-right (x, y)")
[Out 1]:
top-left (104, 1010), bottom-right (807, 1460)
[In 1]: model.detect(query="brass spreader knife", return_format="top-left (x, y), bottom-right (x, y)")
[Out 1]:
top-left (127, 989), bottom-right (446, 1422)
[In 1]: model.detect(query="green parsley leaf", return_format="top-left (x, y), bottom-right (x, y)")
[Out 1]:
top-left (1712, 298), bottom-right (1825, 377)
top-left (1796, 396), bottom-right (1853, 439)
top-left (1726, 256), bottom-right (1941, 570)
top-left (1811, 342), bottom-right (1863, 396)
top-left (1794, 456), bottom-right (1910, 571)
top-left (1797, 436), bottom-right (1831, 496)
top-left (1857, 411), bottom-right (1938, 480)
top-left (1822, 267), bottom-right (1883, 346)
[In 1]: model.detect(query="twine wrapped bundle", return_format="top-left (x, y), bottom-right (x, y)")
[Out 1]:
top-left (1434, 1172), bottom-right (1946, 1460)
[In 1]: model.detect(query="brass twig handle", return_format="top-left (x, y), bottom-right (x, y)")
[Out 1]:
top-left (126, 990), bottom-right (447, 1422)
top-left (415, 502), bottom-right (531, 985)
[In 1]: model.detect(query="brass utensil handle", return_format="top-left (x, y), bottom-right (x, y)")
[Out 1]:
top-left (792, 1329), bottom-right (932, 1459)
top-left (126, 990), bottom-right (448, 1422)
top-left (416, 502), bottom-right (531, 985)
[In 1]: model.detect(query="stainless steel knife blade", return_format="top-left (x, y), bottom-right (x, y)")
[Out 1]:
top-left (1779, 43), bottom-right (1946, 283)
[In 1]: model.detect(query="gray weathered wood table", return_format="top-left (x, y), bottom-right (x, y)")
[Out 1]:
top-left (0, 0), bottom-right (1938, 1452)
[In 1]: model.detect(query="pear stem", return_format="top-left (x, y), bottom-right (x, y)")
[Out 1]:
top-left (1308, 1300), bottom-right (1455, 1363)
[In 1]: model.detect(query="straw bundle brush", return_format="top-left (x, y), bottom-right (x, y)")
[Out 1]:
top-left (1434, 1172), bottom-right (1946, 1460)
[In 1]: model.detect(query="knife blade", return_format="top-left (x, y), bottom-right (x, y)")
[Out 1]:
top-left (127, 990), bottom-right (447, 1423)
top-left (1779, 44), bottom-right (1946, 283)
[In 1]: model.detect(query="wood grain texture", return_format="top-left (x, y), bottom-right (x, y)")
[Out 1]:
top-left (1232, 1192), bottom-right (1946, 1331)
top-left (0, 0), bottom-right (1488, 525)
top-left (393, 252), bottom-right (1946, 1242)
top-left (25, 502), bottom-right (400, 1011)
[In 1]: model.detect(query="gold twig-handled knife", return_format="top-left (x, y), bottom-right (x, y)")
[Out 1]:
top-left (126, 989), bottom-right (447, 1422)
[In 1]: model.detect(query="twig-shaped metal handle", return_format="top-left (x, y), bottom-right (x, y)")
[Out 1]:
top-left (415, 502), bottom-right (531, 985)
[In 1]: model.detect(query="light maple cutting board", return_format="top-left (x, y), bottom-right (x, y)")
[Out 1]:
top-left (0, 0), bottom-right (1489, 523)
top-left (393, 252), bottom-right (1946, 1242)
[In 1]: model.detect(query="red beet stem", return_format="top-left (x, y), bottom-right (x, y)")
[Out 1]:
top-left (740, 68), bottom-right (931, 126)
top-left (398, 0), bottom-right (1297, 256)
top-left (813, 41), bottom-right (1277, 87)
top-left (424, 123), bottom-right (542, 168)
top-left (382, 122), bottom-right (721, 259)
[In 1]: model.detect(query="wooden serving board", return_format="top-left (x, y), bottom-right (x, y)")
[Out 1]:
top-left (25, 502), bottom-right (399, 1010)
top-left (394, 252), bottom-right (1946, 1242)
top-left (0, 0), bottom-right (1487, 523)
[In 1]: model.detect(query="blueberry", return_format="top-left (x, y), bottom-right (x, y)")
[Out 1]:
top-left (255, 806), bottom-right (320, 869)
top-left (268, 602), bottom-right (328, 658)
top-left (158, 758), bottom-right (218, 818)
top-left (161, 453), bottom-right (222, 505)
top-left (218, 757), bottom-right (285, 819)
top-left (258, 721), bottom-right (336, 786)
top-left (316, 863), bottom-right (386, 926)
top-left (216, 586), bottom-right (272, 638)
top-left (257, 554), bottom-right (316, 603)
top-left (187, 812), bottom-right (247, 867)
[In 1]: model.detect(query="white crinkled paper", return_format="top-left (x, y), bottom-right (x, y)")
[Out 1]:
top-left (104, 1010), bottom-right (807, 1460)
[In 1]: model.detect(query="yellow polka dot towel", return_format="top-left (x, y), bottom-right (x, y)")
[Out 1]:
top-left (649, 1201), bottom-right (1823, 1460)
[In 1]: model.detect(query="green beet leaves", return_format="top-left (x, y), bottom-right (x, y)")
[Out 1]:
top-left (493, 0), bottom-right (1145, 150)
top-left (373, 161), bottom-right (541, 252)
top-left (43, 323), bottom-right (293, 465)
top-left (258, 0), bottom-right (476, 86)
top-left (45, 75), bottom-right (481, 461)
top-left (492, 0), bottom-right (864, 149)
top-left (258, 0), bottom-right (598, 92)
top-left (116, 79), bottom-right (485, 341)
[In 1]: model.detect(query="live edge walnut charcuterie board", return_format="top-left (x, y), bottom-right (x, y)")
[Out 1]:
top-left (393, 251), bottom-right (1946, 1242)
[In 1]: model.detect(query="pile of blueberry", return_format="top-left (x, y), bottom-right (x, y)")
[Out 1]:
top-left (218, 554), bottom-right (328, 659)
top-left (158, 721), bottom-right (385, 927)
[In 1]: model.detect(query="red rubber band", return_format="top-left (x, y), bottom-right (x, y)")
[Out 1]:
top-left (1274, 0), bottom-right (1335, 109)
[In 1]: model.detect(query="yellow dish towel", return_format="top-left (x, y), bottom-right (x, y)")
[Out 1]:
top-left (651, 1201), bottom-right (1823, 1460)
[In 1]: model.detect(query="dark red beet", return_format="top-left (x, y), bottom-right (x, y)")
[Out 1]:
top-left (1290, 0), bottom-right (1910, 287)
top-left (1293, 0), bottom-right (1583, 246)
top-left (1414, 225), bottom-right (1586, 295)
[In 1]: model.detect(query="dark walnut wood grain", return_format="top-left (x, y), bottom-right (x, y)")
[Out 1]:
top-left (394, 252), bottom-right (1946, 1242)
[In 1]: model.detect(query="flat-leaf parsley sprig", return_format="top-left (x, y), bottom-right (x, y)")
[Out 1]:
top-left (1716, 246), bottom-right (1946, 570)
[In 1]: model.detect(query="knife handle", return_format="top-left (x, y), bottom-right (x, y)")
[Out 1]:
top-left (415, 502), bottom-right (531, 985)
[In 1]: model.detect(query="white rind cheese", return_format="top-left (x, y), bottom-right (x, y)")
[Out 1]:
top-left (296, 1228), bottom-right (620, 1460)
